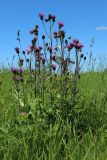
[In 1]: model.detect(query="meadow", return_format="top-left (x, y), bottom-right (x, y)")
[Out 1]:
top-left (0, 13), bottom-right (107, 160)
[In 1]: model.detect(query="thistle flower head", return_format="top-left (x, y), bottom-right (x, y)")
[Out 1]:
top-left (15, 47), bottom-right (20, 54)
top-left (38, 13), bottom-right (45, 20)
top-left (13, 76), bottom-right (21, 83)
top-left (58, 30), bottom-right (65, 39)
top-left (75, 43), bottom-right (84, 49)
top-left (22, 50), bottom-right (25, 54)
top-left (58, 22), bottom-right (64, 28)
top-left (72, 39), bottom-right (79, 44)
top-left (53, 31), bottom-right (58, 38)
top-left (67, 42), bottom-right (74, 51)
top-left (26, 58), bottom-right (29, 62)
top-left (51, 64), bottom-right (57, 70)
top-left (18, 68), bottom-right (23, 75)
top-left (11, 67), bottom-right (18, 74)
top-left (51, 15), bottom-right (56, 22)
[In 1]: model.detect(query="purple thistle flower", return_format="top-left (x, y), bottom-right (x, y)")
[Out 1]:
top-left (26, 58), bottom-right (29, 62)
top-left (11, 67), bottom-right (18, 74)
top-left (38, 13), bottom-right (45, 20)
top-left (75, 43), bottom-right (84, 49)
top-left (19, 59), bottom-right (24, 66)
top-left (22, 50), bottom-right (25, 54)
top-left (53, 31), bottom-right (57, 38)
top-left (42, 35), bottom-right (45, 40)
top-left (58, 30), bottom-right (65, 39)
top-left (58, 22), bottom-right (64, 28)
top-left (20, 59), bottom-right (24, 63)
top-left (13, 76), bottom-right (21, 83)
top-left (15, 47), bottom-right (20, 54)
top-left (70, 42), bottom-right (74, 48)
top-left (67, 42), bottom-right (74, 51)
top-left (51, 64), bottom-right (57, 71)
top-left (51, 15), bottom-right (56, 22)
top-left (48, 14), bottom-right (52, 20)
top-left (34, 47), bottom-right (39, 53)
top-left (67, 44), bottom-right (71, 51)
top-left (72, 39), bottom-right (79, 44)
top-left (18, 68), bottom-right (23, 75)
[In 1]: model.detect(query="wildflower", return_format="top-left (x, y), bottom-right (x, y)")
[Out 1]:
top-left (72, 39), bottom-right (79, 44)
top-left (51, 15), bottom-right (56, 22)
top-left (42, 35), bottom-right (45, 40)
top-left (58, 22), bottom-right (64, 28)
top-left (53, 31), bottom-right (57, 38)
top-left (34, 47), bottom-right (39, 53)
top-left (19, 59), bottom-right (24, 66)
top-left (15, 47), bottom-right (20, 54)
top-left (45, 43), bottom-right (48, 46)
top-left (58, 30), bottom-right (65, 39)
top-left (51, 64), bottom-right (57, 70)
top-left (80, 54), bottom-right (84, 58)
top-left (11, 67), bottom-right (18, 74)
top-left (75, 43), bottom-right (84, 49)
top-left (70, 42), bottom-right (74, 48)
top-left (20, 59), bottom-right (24, 63)
top-left (18, 68), bottom-right (23, 75)
top-left (48, 14), bottom-right (52, 20)
top-left (67, 44), bottom-right (71, 51)
top-left (65, 40), bottom-right (68, 44)
top-left (26, 58), bottom-right (29, 62)
top-left (38, 13), bottom-right (44, 20)
top-left (67, 42), bottom-right (74, 51)
top-left (22, 50), bottom-right (25, 54)
top-left (13, 76), bottom-right (21, 83)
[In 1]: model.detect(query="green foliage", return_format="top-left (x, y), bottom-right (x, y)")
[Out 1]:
top-left (0, 71), bottom-right (107, 160)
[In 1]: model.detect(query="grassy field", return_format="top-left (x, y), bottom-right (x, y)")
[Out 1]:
top-left (0, 70), bottom-right (107, 160)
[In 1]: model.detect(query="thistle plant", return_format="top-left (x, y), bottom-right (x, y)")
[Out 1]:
top-left (11, 13), bottom-right (86, 117)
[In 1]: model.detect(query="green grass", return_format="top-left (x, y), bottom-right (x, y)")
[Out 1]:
top-left (0, 70), bottom-right (107, 160)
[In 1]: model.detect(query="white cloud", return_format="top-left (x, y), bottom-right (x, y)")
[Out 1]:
top-left (96, 26), bottom-right (107, 31)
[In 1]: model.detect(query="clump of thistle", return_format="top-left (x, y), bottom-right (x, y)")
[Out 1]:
top-left (12, 13), bottom-right (85, 119)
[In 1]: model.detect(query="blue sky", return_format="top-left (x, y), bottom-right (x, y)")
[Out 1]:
top-left (0, 0), bottom-right (107, 66)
